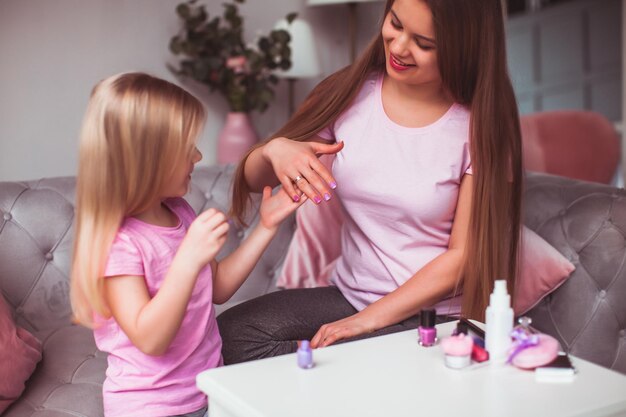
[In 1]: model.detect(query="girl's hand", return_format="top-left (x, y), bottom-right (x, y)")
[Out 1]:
top-left (178, 208), bottom-right (229, 272)
top-left (258, 186), bottom-right (307, 231)
top-left (310, 312), bottom-right (376, 348)
top-left (263, 137), bottom-right (344, 204)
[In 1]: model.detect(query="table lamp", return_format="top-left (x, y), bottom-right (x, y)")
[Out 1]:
top-left (307, 0), bottom-right (384, 62)
top-left (275, 17), bottom-right (321, 116)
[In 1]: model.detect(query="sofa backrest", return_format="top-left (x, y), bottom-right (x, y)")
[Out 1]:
top-left (0, 177), bottom-right (76, 339)
top-left (1, 165), bottom-right (624, 374)
top-left (0, 165), bottom-right (295, 340)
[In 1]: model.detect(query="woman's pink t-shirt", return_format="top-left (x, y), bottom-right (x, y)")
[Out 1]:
top-left (94, 197), bottom-right (222, 417)
top-left (320, 72), bottom-right (472, 313)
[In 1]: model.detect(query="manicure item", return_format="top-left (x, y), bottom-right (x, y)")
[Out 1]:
top-left (441, 333), bottom-right (474, 369)
top-left (297, 340), bottom-right (314, 369)
top-left (418, 308), bottom-right (437, 347)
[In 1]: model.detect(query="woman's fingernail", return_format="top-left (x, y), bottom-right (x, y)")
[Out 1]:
top-left (293, 195), bottom-right (300, 202)
top-left (324, 193), bottom-right (331, 201)
top-left (330, 181), bottom-right (337, 189)
top-left (314, 196), bottom-right (322, 204)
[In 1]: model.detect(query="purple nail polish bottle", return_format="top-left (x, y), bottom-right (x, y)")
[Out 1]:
top-left (297, 340), bottom-right (314, 369)
top-left (418, 308), bottom-right (437, 347)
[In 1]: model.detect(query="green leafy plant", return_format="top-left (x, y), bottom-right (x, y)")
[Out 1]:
top-left (169, 0), bottom-right (296, 113)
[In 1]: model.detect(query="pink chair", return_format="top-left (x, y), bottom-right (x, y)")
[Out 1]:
top-left (520, 110), bottom-right (620, 184)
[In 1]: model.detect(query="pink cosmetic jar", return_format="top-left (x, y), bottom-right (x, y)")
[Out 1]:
top-left (441, 333), bottom-right (474, 369)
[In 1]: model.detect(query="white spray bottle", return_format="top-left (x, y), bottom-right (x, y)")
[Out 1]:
top-left (485, 279), bottom-right (514, 365)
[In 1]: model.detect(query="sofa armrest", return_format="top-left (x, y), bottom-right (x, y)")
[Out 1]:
top-left (524, 171), bottom-right (626, 374)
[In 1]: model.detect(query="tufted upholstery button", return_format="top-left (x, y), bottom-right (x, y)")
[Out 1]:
top-left (559, 209), bottom-right (567, 216)
top-left (3, 212), bottom-right (11, 221)
top-left (205, 192), bottom-right (213, 200)
top-left (267, 268), bottom-right (275, 276)
top-left (236, 230), bottom-right (244, 239)
top-left (45, 252), bottom-right (54, 261)
top-left (598, 290), bottom-right (607, 299)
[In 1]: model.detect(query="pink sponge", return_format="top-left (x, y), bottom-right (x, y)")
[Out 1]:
top-left (510, 334), bottom-right (560, 369)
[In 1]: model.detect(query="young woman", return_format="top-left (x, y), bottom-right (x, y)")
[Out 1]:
top-left (70, 72), bottom-right (305, 417)
top-left (220, 0), bottom-right (522, 364)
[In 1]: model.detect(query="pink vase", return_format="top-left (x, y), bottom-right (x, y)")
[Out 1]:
top-left (217, 112), bottom-right (259, 164)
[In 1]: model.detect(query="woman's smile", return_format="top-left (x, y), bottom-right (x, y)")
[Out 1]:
top-left (390, 53), bottom-right (415, 71)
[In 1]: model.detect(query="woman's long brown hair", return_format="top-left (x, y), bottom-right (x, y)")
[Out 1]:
top-left (232, 0), bottom-right (522, 321)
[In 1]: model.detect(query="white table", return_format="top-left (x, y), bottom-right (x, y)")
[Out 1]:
top-left (197, 322), bottom-right (626, 417)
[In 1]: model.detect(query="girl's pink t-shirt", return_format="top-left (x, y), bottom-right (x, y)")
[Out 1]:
top-left (319, 72), bottom-right (472, 314)
top-left (94, 197), bottom-right (222, 417)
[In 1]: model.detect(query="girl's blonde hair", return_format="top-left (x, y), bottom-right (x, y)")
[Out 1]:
top-left (71, 72), bottom-right (206, 327)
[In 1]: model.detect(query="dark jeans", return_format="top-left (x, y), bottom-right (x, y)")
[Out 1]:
top-left (217, 287), bottom-right (452, 365)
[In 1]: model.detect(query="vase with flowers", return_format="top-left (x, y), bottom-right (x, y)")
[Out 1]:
top-left (169, 0), bottom-right (296, 163)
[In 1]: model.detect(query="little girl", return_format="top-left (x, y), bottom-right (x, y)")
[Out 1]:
top-left (70, 72), bottom-right (305, 417)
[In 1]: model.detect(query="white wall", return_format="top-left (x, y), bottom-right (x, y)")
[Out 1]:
top-left (0, 0), bottom-right (384, 181)
top-left (5, 0), bottom-right (619, 182)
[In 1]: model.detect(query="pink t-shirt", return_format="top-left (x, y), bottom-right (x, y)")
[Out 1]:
top-left (319, 72), bottom-right (472, 314)
top-left (94, 197), bottom-right (222, 417)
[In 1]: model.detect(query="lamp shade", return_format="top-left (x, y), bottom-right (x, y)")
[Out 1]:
top-left (308, 0), bottom-right (383, 5)
top-left (274, 18), bottom-right (320, 79)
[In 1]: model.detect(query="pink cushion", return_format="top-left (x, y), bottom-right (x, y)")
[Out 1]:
top-left (514, 227), bottom-right (575, 314)
top-left (0, 294), bottom-right (43, 414)
top-left (278, 157), bottom-right (575, 315)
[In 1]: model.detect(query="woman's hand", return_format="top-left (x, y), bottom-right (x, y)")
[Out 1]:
top-left (258, 186), bottom-right (307, 231)
top-left (178, 208), bottom-right (229, 273)
top-left (263, 137), bottom-right (344, 204)
top-left (310, 312), bottom-right (376, 348)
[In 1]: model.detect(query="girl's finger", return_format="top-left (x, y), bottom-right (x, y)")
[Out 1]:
top-left (197, 207), bottom-right (218, 222)
top-left (204, 211), bottom-right (228, 229)
top-left (262, 186), bottom-right (272, 201)
top-left (211, 221), bottom-right (230, 238)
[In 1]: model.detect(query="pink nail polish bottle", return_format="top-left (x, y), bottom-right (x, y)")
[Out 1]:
top-left (418, 308), bottom-right (437, 347)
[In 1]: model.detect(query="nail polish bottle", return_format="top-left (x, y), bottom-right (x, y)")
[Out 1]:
top-left (418, 308), bottom-right (437, 347)
top-left (297, 340), bottom-right (314, 369)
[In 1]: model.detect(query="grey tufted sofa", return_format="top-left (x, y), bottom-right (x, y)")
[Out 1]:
top-left (0, 166), bottom-right (624, 417)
